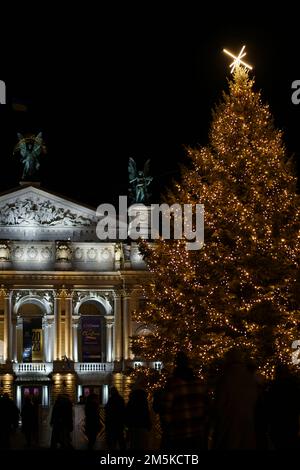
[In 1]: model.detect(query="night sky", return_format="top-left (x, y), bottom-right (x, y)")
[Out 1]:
top-left (0, 10), bottom-right (299, 209)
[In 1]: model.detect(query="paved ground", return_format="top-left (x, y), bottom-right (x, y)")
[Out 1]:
top-left (8, 405), bottom-right (161, 450)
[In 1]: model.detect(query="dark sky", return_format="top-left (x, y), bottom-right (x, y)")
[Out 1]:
top-left (0, 9), bottom-right (299, 208)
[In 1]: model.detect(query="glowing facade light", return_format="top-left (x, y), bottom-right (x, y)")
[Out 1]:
top-left (223, 45), bottom-right (253, 73)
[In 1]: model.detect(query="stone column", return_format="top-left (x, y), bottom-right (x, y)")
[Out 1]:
top-left (16, 316), bottom-right (23, 362)
top-left (129, 290), bottom-right (140, 360)
top-left (102, 384), bottom-right (109, 405)
top-left (77, 384), bottom-right (83, 402)
top-left (43, 316), bottom-right (49, 362)
top-left (11, 316), bottom-right (17, 362)
top-left (48, 316), bottom-right (54, 362)
top-left (16, 385), bottom-right (22, 411)
top-left (3, 289), bottom-right (12, 362)
top-left (43, 315), bottom-right (54, 362)
top-left (42, 385), bottom-right (49, 407)
top-left (54, 293), bottom-right (62, 360)
top-left (65, 294), bottom-right (73, 359)
top-left (104, 315), bottom-right (114, 362)
top-left (72, 315), bottom-right (80, 362)
top-left (122, 290), bottom-right (131, 360)
top-left (113, 292), bottom-right (122, 361)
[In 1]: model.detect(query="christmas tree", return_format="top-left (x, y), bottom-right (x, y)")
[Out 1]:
top-left (132, 67), bottom-right (300, 380)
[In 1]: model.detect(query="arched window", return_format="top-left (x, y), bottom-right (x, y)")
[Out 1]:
top-left (79, 300), bottom-right (106, 363)
top-left (18, 302), bottom-right (45, 362)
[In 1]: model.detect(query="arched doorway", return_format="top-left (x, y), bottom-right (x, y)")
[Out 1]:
top-left (17, 302), bottom-right (45, 363)
top-left (78, 300), bottom-right (107, 363)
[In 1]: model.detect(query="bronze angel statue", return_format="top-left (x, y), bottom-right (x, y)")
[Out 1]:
top-left (128, 157), bottom-right (153, 204)
top-left (14, 132), bottom-right (46, 180)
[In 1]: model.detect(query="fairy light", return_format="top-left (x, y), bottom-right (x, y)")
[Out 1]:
top-left (131, 68), bottom-right (300, 385)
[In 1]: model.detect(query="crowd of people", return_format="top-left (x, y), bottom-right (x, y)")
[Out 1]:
top-left (152, 350), bottom-right (300, 450)
top-left (1, 350), bottom-right (300, 450)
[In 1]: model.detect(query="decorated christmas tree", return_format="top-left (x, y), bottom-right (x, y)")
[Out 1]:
top-left (132, 63), bottom-right (300, 380)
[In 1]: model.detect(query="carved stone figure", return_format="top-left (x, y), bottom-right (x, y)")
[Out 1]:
top-left (0, 241), bottom-right (10, 261)
top-left (128, 157), bottom-right (153, 204)
top-left (0, 198), bottom-right (93, 227)
top-left (56, 241), bottom-right (72, 262)
top-left (14, 133), bottom-right (46, 180)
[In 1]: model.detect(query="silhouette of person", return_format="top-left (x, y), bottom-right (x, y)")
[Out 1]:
top-left (152, 386), bottom-right (167, 446)
top-left (212, 348), bottom-right (259, 449)
top-left (253, 372), bottom-right (270, 449)
top-left (50, 394), bottom-right (73, 449)
top-left (158, 351), bottom-right (208, 450)
top-left (266, 364), bottom-right (300, 449)
top-left (84, 393), bottom-right (101, 450)
top-left (0, 393), bottom-right (19, 449)
top-left (125, 375), bottom-right (151, 450)
top-left (105, 387), bottom-right (126, 450)
top-left (21, 395), bottom-right (38, 448)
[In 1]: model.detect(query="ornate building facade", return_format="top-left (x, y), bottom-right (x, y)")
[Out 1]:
top-left (0, 184), bottom-right (155, 409)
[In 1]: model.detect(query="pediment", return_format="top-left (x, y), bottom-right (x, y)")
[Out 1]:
top-left (0, 186), bottom-right (97, 228)
top-left (0, 186), bottom-right (98, 241)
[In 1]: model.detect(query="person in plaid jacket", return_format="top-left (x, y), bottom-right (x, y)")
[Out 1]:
top-left (158, 352), bottom-right (209, 450)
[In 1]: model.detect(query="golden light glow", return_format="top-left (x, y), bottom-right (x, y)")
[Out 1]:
top-left (131, 66), bottom-right (300, 385)
top-left (223, 45), bottom-right (253, 73)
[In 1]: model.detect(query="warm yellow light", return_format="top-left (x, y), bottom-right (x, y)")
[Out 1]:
top-left (223, 45), bottom-right (253, 73)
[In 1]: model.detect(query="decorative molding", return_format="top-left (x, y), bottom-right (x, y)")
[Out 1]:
top-left (122, 288), bottom-right (132, 298)
top-left (72, 315), bottom-right (81, 327)
top-left (0, 186), bottom-right (100, 242)
top-left (73, 291), bottom-right (113, 316)
top-left (134, 324), bottom-right (154, 336)
top-left (0, 285), bottom-right (9, 298)
top-left (87, 247), bottom-right (97, 261)
top-left (0, 271), bottom-right (152, 283)
top-left (101, 248), bottom-right (112, 261)
top-left (114, 243), bottom-right (123, 262)
top-left (113, 290), bottom-right (122, 300)
top-left (12, 289), bottom-right (54, 315)
top-left (56, 242), bottom-right (72, 262)
top-left (43, 315), bottom-right (54, 328)
top-left (56, 286), bottom-right (73, 299)
top-left (9, 243), bottom-right (54, 263)
top-left (104, 315), bottom-right (114, 327)
top-left (73, 290), bottom-right (113, 304)
top-left (12, 289), bottom-right (54, 307)
top-left (74, 247), bottom-right (83, 260)
top-left (0, 241), bottom-right (11, 261)
top-left (0, 198), bottom-right (93, 227)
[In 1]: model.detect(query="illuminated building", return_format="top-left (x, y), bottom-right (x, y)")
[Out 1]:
top-left (0, 184), bottom-right (154, 408)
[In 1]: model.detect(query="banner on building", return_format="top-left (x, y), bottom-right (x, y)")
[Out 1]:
top-left (81, 316), bottom-right (102, 362)
top-left (23, 319), bottom-right (43, 362)
top-left (23, 320), bottom-right (32, 362)
top-left (32, 328), bottom-right (43, 361)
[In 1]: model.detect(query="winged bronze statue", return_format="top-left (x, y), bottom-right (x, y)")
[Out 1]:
top-left (128, 157), bottom-right (153, 204)
top-left (14, 132), bottom-right (45, 180)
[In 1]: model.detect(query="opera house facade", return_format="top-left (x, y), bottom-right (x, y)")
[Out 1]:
top-left (0, 184), bottom-right (155, 410)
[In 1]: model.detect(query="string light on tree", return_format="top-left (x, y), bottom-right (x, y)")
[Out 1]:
top-left (223, 45), bottom-right (253, 73)
top-left (131, 52), bottom-right (300, 386)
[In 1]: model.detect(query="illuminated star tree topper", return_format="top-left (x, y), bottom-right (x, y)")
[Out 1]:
top-left (223, 45), bottom-right (253, 73)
